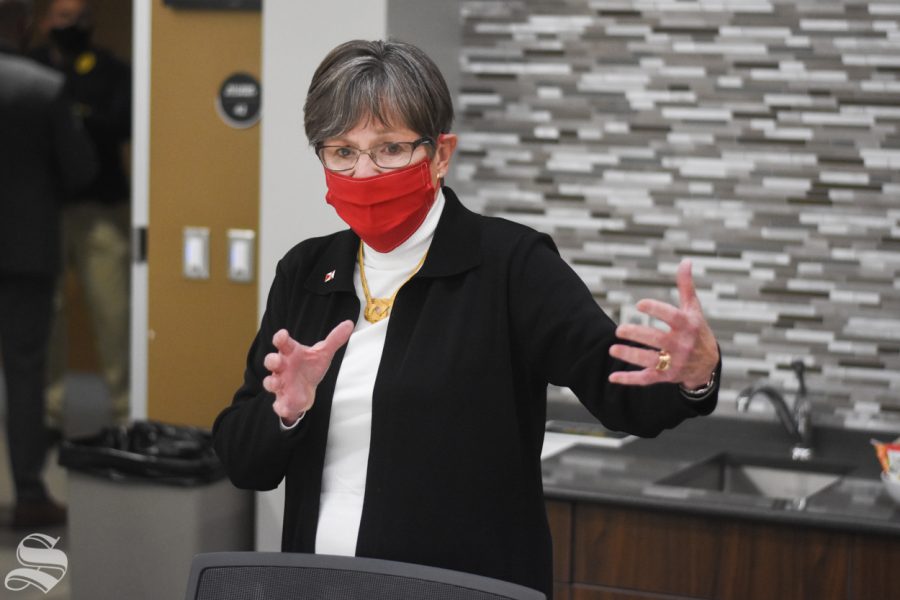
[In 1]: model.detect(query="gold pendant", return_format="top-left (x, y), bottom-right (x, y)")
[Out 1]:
top-left (364, 298), bottom-right (392, 323)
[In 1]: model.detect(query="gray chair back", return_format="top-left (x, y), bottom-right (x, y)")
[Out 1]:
top-left (185, 552), bottom-right (546, 600)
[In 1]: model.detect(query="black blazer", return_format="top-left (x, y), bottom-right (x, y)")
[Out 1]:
top-left (213, 187), bottom-right (717, 596)
top-left (0, 46), bottom-right (96, 275)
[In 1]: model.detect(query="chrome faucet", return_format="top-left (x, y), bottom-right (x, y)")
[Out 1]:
top-left (736, 360), bottom-right (813, 461)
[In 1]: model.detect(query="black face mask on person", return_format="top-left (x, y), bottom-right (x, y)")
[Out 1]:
top-left (49, 24), bottom-right (92, 56)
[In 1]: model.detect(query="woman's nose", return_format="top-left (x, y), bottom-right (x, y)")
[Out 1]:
top-left (351, 152), bottom-right (381, 178)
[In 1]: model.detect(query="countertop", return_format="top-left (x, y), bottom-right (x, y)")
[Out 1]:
top-left (541, 403), bottom-right (900, 536)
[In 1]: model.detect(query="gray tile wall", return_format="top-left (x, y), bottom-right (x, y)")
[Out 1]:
top-left (451, 0), bottom-right (900, 427)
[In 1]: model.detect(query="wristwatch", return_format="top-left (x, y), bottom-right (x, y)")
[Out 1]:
top-left (679, 369), bottom-right (718, 400)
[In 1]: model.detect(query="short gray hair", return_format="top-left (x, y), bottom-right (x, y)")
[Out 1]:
top-left (303, 39), bottom-right (454, 147)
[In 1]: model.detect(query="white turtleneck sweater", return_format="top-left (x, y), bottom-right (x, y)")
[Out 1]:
top-left (313, 189), bottom-right (445, 556)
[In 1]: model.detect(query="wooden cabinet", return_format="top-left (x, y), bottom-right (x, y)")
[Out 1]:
top-left (546, 500), bottom-right (899, 600)
top-left (570, 589), bottom-right (679, 600)
top-left (546, 500), bottom-right (572, 600)
top-left (572, 504), bottom-right (723, 599)
top-left (850, 532), bottom-right (900, 599)
top-left (715, 517), bottom-right (848, 600)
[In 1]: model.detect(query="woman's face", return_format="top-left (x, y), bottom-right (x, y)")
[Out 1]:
top-left (323, 118), bottom-right (458, 188)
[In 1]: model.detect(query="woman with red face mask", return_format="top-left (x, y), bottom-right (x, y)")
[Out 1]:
top-left (212, 39), bottom-right (721, 598)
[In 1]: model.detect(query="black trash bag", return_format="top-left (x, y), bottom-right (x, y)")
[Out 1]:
top-left (58, 420), bottom-right (226, 486)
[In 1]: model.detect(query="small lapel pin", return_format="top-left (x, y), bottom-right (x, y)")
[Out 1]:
top-left (324, 270), bottom-right (336, 283)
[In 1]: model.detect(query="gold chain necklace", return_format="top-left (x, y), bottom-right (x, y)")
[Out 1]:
top-left (358, 241), bottom-right (428, 324)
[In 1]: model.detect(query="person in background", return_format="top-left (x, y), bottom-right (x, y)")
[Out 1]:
top-left (0, 0), bottom-right (96, 527)
top-left (32, 0), bottom-right (131, 428)
top-left (213, 39), bottom-right (721, 596)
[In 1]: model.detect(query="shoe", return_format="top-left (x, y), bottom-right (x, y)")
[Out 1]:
top-left (12, 499), bottom-right (67, 529)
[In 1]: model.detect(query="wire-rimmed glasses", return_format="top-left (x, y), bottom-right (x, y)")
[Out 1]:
top-left (316, 137), bottom-right (434, 171)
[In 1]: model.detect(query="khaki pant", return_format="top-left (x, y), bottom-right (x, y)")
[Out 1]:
top-left (46, 201), bottom-right (130, 426)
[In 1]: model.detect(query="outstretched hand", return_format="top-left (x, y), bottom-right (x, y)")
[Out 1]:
top-left (263, 320), bottom-right (354, 425)
top-left (609, 260), bottom-right (719, 390)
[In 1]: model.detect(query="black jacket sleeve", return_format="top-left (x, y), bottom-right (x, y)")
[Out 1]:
top-left (507, 232), bottom-right (716, 437)
top-left (212, 259), bottom-right (311, 490)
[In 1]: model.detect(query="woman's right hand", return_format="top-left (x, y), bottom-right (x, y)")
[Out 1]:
top-left (263, 320), bottom-right (355, 425)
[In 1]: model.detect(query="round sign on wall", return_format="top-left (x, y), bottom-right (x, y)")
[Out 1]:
top-left (216, 72), bottom-right (261, 129)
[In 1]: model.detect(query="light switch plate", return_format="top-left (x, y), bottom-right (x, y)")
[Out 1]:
top-left (183, 227), bottom-right (210, 280)
top-left (227, 229), bottom-right (255, 283)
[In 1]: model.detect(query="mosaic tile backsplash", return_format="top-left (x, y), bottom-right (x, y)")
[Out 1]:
top-left (451, 0), bottom-right (900, 428)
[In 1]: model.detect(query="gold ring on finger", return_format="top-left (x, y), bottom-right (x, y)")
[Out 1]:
top-left (655, 350), bottom-right (671, 372)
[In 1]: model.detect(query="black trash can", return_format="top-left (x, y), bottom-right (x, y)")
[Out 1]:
top-left (59, 421), bottom-right (253, 600)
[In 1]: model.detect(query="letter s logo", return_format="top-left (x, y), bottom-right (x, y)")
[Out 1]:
top-left (4, 534), bottom-right (68, 593)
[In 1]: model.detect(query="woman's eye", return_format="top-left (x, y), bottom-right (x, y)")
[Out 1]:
top-left (380, 143), bottom-right (404, 156)
top-left (335, 147), bottom-right (354, 159)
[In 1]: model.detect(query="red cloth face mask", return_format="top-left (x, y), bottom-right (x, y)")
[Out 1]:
top-left (324, 158), bottom-right (436, 253)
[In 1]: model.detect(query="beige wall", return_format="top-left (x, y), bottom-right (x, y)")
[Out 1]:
top-left (147, 3), bottom-right (260, 427)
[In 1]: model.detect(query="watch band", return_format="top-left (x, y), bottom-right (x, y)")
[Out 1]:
top-left (679, 369), bottom-right (717, 399)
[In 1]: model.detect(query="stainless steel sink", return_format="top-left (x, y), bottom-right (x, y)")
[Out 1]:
top-left (655, 452), bottom-right (852, 503)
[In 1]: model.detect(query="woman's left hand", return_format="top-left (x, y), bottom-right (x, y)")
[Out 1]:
top-left (608, 260), bottom-right (719, 389)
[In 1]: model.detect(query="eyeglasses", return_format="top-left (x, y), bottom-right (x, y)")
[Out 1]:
top-left (316, 137), bottom-right (434, 171)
